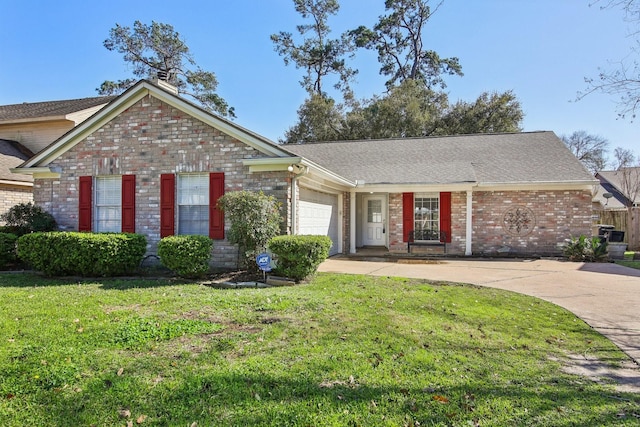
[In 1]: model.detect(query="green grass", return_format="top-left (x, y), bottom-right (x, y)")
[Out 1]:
top-left (618, 252), bottom-right (640, 270)
top-left (0, 272), bottom-right (638, 426)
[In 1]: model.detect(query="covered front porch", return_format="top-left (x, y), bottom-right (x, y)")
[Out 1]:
top-left (347, 187), bottom-right (475, 257)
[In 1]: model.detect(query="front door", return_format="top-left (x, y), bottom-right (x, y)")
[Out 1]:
top-left (362, 195), bottom-right (386, 246)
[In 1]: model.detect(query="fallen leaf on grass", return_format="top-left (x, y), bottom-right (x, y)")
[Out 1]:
top-left (432, 395), bottom-right (449, 403)
top-left (117, 368), bottom-right (124, 376)
top-left (136, 414), bottom-right (147, 424)
top-left (118, 408), bottom-right (131, 418)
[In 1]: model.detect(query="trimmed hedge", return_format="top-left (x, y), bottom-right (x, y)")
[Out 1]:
top-left (17, 232), bottom-right (147, 277)
top-left (0, 232), bottom-right (18, 270)
top-left (268, 235), bottom-right (332, 281)
top-left (158, 235), bottom-right (213, 278)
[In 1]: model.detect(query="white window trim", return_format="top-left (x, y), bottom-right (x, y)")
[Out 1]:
top-left (177, 173), bottom-right (209, 236)
top-left (95, 176), bottom-right (122, 233)
top-left (414, 192), bottom-right (440, 241)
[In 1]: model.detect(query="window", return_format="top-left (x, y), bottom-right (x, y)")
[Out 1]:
top-left (95, 176), bottom-right (122, 232)
top-left (414, 193), bottom-right (439, 240)
top-left (177, 173), bottom-right (209, 235)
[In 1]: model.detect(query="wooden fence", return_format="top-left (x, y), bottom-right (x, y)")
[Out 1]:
top-left (595, 207), bottom-right (640, 250)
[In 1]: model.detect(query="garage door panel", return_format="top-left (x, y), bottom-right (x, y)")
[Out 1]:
top-left (299, 188), bottom-right (339, 256)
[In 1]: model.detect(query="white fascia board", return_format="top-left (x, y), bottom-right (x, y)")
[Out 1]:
top-left (10, 166), bottom-right (60, 179)
top-left (354, 182), bottom-right (476, 193)
top-left (242, 157), bottom-right (302, 172)
top-left (0, 179), bottom-right (33, 187)
top-left (298, 159), bottom-right (355, 188)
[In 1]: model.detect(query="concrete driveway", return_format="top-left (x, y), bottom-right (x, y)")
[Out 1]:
top-left (319, 258), bottom-right (640, 365)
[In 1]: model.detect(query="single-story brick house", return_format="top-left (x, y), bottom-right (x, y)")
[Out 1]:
top-left (13, 80), bottom-right (596, 266)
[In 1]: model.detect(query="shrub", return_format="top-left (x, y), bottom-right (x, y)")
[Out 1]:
top-left (157, 235), bottom-right (213, 278)
top-left (0, 202), bottom-right (57, 236)
top-left (17, 232), bottom-right (147, 276)
top-left (563, 235), bottom-right (608, 262)
top-left (268, 235), bottom-right (332, 281)
top-left (217, 191), bottom-right (282, 271)
top-left (0, 232), bottom-right (18, 269)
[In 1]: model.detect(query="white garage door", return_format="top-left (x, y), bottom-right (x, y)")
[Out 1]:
top-left (299, 187), bottom-right (339, 256)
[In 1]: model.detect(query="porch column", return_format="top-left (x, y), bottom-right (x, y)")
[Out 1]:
top-left (350, 190), bottom-right (357, 254)
top-left (465, 190), bottom-right (473, 256)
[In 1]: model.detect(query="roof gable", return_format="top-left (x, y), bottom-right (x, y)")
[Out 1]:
top-left (18, 80), bottom-right (292, 169)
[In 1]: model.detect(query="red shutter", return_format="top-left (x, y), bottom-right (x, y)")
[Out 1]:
top-left (440, 192), bottom-right (452, 243)
top-left (402, 192), bottom-right (414, 242)
top-left (160, 174), bottom-right (175, 238)
top-left (78, 176), bottom-right (92, 232)
top-left (121, 175), bottom-right (136, 233)
top-left (209, 172), bottom-right (225, 239)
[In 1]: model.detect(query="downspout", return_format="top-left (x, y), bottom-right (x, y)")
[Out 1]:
top-left (289, 165), bottom-right (308, 235)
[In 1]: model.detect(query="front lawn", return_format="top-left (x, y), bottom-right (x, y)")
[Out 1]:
top-left (0, 273), bottom-right (637, 426)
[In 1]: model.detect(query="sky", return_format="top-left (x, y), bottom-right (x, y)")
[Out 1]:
top-left (1, 0), bottom-right (637, 159)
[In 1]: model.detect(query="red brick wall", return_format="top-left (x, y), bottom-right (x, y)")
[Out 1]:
top-left (33, 95), bottom-right (290, 268)
top-left (386, 189), bottom-right (592, 256)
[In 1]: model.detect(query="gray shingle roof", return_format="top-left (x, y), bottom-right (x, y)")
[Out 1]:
top-left (0, 139), bottom-right (33, 182)
top-left (0, 96), bottom-right (115, 122)
top-left (596, 168), bottom-right (640, 205)
top-left (284, 131), bottom-right (595, 185)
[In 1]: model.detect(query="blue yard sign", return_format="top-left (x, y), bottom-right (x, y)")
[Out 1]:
top-left (256, 253), bottom-right (272, 272)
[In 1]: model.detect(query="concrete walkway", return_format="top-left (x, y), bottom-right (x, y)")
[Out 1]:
top-left (319, 258), bottom-right (640, 364)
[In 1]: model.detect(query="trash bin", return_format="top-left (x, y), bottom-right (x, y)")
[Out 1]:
top-left (609, 230), bottom-right (625, 242)
top-left (597, 225), bottom-right (615, 241)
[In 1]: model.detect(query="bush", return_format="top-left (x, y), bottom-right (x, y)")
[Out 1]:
top-left (0, 232), bottom-right (18, 269)
top-left (563, 235), bottom-right (608, 262)
top-left (157, 235), bottom-right (213, 278)
top-left (217, 191), bottom-right (282, 272)
top-left (268, 235), bottom-right (332, 281)
top-left (17, 232), bottom-right (147, 276)
top-left (0, 202), bottom-right (57, 236)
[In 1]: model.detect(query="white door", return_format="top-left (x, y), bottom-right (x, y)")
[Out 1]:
top-left (362, 195), bottom-right (386, 246)
top-left (299, 188), bottom-right (339, 256)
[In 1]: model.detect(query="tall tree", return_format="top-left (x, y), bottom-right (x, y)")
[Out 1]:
top-left (561, 130), bottom-right (609, 174)
top-left (98, 21), bottom-right (234, 117)
top-left (281, 94), bottom-right (346, 143)
top-left (437, 91), bottom-right (523, 136)
top-left (579, 0), bottom-right (640, 119)
top-left (350, 0), bottom-right (462, 89)
top-left (271, 0), bottom-right (356, 98)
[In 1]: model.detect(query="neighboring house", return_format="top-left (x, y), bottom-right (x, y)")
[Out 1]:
top-left (12, 80), bottom-right (596, 267)
top-left (0, 139), bottom-right (33, 220)
top-left (594, 168), bottom-right (640, 209)
top-left (0, 96), bottom-right (114, 217)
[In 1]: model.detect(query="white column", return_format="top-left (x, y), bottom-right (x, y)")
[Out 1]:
top-left (350, 190), bottom-right (357, 254)
top-left (465, 190), bottom-right (473, 256)
top-left (337, 193), bottom-right (344, 254)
